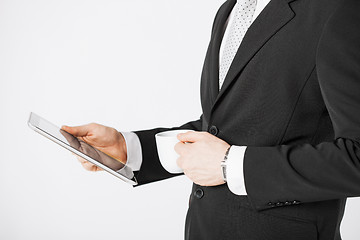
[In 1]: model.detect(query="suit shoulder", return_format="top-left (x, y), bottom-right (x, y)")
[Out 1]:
top-left (316, 0), bottom-right (360, 69)
top-left (328, 0), bottom-right (360, 21)
top-left (324, 0), bottom-right (360, 35)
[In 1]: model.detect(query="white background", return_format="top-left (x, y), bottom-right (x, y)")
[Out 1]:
top-left (0, 0), bottom-right (359, 239)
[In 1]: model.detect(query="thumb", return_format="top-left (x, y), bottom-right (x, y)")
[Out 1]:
top-left (177, 131), bottom-right (202, 143)
top-left (61, 124), bottom-right (91, 137)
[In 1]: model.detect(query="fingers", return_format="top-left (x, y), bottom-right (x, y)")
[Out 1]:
top-left (176, 156), bottom-right (185, 170)
top-left (61, 124), bottom-right (92, 137)
top-left (177, 131), bottom-right (205, 143)
top-left (174, 141), bottom-right (187, 155)
top-left (174, 141), bottom-right (192, 170)
top-left (76, 155), bottom-right (87, 164)
top-left (76, 155), bottom-right (102, 172)
top-left (60, 129), bottom-right (81, 148)
top-left (72, 153), bottom-right (101, 172)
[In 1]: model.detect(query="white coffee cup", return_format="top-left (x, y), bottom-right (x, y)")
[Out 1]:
top-left (155, 129), bottom-right (193, 173)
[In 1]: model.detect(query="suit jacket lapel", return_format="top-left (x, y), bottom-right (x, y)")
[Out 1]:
top-left (207, 0), bottom-right (237, 105)
top-left (211, 0), bottom-right (297, 111)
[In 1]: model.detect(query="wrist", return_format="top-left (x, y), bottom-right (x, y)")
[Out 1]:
top-left (117, 132), bottom-right (128, 164)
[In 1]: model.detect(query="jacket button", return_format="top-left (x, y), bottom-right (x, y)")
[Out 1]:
top-left (194, 189), bottom-right (204, 199)
top-left (209, 126), bottom-right (219, 136)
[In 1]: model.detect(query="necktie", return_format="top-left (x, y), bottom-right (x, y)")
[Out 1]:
top-left (219, 0), bottom-right (257, 90)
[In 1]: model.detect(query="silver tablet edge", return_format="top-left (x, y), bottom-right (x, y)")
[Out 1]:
top-left (28, 114), bottom-right (138, 186)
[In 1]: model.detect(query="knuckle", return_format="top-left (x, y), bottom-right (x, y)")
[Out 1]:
top-left (203, 132), bottom-right (211, 137)
top-left (89, 122), bottom-right (98, 129)
top-left (174, 142), bottom-right (184, 154)
top-left (174, 142), bottom-right (180, 150)
top-left (176, 157), bottom-right (183, 168)
top-left (198, 132), bottom-right (206, 139)
top-left (183, 169), bottom-right (190, 178)
top-left (110, 127), bottom-right (117, 135)
top-left (177, 133), bottom-right (184, 140)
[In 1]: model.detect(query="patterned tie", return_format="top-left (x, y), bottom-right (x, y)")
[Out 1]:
top-left (219, 0), bottom-right (257, 90)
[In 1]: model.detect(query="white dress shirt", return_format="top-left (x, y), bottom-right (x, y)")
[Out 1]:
top-left (122, 0), bottom-right (271, 195)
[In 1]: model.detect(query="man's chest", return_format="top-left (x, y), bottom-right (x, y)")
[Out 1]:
top-left (199, 0), bottom-right (341, 146)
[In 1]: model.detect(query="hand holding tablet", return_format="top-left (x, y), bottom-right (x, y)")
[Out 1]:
top-left (61, 124), bottom-right (127, 172)
top-left (28, 112), bottom-right (137, 185)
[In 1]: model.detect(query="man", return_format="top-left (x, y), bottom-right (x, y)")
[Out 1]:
top-left (62, 0), bottom-right (360, 239)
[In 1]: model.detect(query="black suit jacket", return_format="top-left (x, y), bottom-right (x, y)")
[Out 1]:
top-left (133, 0), bottom-right (360, 239)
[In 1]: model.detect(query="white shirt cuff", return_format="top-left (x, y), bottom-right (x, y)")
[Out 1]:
top-left (120, 132), bottom-right (143, 172)
top-left (226, 145), bottom-right (248, 195)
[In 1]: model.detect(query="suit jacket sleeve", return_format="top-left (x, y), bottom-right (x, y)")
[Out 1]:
top-left (130, 2), bottom-right (226, 186)
top-left (133, 116), bottom-right (203, 185)
top-left (244, 0), bottom-right (360, 211)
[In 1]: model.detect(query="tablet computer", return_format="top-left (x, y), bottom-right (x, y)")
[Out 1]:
top-left (28, 112), bottom-right (137, 185)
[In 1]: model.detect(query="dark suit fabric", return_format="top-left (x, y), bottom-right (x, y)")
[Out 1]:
top-left (133, 0), bottom-right (360, 239)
